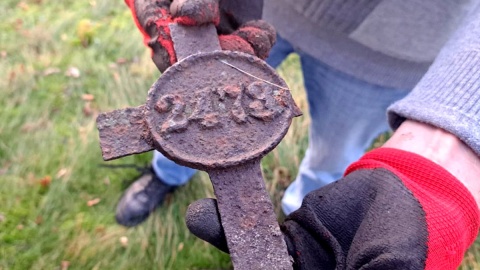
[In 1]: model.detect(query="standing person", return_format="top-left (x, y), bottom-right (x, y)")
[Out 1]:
top-left (115, 7), bottom-right (480, 270)
top-left (183, 1), bottom-right (480, 269)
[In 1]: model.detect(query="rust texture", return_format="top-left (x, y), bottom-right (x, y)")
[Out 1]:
top-left (145, 48), bottom-right (299, 269)
top-left (96, 105), bottom-right (153, 160)
top-left (169, 23), bottom-right (221, 61)
top-left (96, 22), bottom-right (301, 269)
top-left (146, 50), bottom-right (301, 170)
top-left (209, 159), bottom-right (293, 269)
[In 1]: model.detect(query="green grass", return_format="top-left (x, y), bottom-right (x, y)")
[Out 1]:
top-left (0, 0), bottom-right (479, 269)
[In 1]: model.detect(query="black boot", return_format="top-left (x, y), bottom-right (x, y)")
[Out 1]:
top-left (115, 168), bottom-right (176, 227)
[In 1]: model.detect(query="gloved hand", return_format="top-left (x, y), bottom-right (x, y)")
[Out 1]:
top-left (186, 147), bottom-right (480, 269)
top-left (125, 0), bottom-right (275, 72)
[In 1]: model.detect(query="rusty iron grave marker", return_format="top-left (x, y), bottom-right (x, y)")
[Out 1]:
top-left (96, 23), bottom-right (301, 270)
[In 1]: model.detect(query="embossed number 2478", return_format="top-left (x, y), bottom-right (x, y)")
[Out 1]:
top-left (155, 81), bottom-right (286, 134)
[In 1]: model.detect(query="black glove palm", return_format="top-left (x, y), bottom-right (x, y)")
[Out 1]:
top-left (186, 148), bottom-right (479, 269)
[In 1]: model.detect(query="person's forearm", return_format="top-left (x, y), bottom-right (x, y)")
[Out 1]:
top-left (387, 5), bottom-right (480, 159)
top-left (383, 120), bottom-right (480, 208)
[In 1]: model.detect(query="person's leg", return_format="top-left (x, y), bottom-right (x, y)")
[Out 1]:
top-left (265, 34), bottom-right (295, 68)
top-left (281, 52), bottom-right (410, 214)
top-left (115, 151), bottom-right (196, 227)
top-left (152, 151), bottom-right (196, 186)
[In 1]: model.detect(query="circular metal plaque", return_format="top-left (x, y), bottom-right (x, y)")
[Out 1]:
top-left (145, 51), bottom-right (298, 169)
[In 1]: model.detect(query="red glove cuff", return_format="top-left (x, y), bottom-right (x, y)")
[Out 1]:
top-left (125, 0), bottom-right (176, 65)
top-left (125, 0), bottom-right (150, 46)
top-left (346, 147), bottom-right (480, 270)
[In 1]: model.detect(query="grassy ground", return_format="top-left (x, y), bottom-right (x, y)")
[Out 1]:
top-left (0, 0), bottom-right (479, 269)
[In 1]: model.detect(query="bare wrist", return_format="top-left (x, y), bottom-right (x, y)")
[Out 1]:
top-left (383, 120), bottom-right (480, 208)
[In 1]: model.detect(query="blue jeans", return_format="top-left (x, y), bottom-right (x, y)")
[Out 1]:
top-left (152, 35), bottom-right (409, 213)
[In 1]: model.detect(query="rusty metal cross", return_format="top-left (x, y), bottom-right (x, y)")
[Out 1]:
top-left (96, 22), bottom-right (301, 269)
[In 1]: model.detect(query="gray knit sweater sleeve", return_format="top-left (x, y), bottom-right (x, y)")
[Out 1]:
top-left (388, 5), bottom-right (480, 157)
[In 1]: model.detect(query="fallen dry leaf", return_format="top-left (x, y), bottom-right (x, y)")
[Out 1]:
top-left (39, 176), bottom-right (52, 188)
top-left (0, 213), bottom-right (5, 223)
top-left (43, 67), bottom-right (61, 76)
top-left (14, 19), bottom-right (23, 31)
top-left (21, 120), bottom-right (46, 132)
top-left (178, 242), bottom-right (184, 252)
top-left (1, 51), bottom-right (7, 58)
top-left (87, 198), bottom-right (101, 207)
top-left (61, 260), bottom-right (70, 270)
top-left (35, 215), bottom-right (43, 225)
top-left (8, 71), bottom-right (16, 85)
top-left (95, 226), bottom-right (106, 235)
top-left (103, 177), bottom-right (110, 186)
top-left (112, 71), bottom-right (120, 83)
top-left (120, 236), bottom-right (128, 247)
top-left (65, 67), bottom-right (80, 78)
top-left (116, 58), bottom-right (128, 64)
top-left (83, 101), bottom-right (92, 116)
top-left (56, 168), bottom-right (69, 178)
top-left (81, 93), bottom-right (95, 101)
top-left (17, 224), bottom-right (24, 230)
top-left (17, 2), bottom-right (29, 10)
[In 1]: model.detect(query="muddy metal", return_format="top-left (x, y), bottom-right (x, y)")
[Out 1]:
top-left (96, 22), bottom-right (301, 269)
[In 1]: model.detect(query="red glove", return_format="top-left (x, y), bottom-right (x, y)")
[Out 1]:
top-left (125, 0), bottom-right (275, 72)
top-left (186, 148), bottom-right (480, 269)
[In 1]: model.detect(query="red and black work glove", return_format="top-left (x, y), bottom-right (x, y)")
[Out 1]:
top-left (186, 148), bottom-right (480, 269)
top-left (125, 0), bottom-right (275, 72)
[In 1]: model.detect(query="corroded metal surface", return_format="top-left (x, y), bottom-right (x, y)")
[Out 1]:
top-left (170, 23), bottom-right (221, 61)
top-left (96, 105), bottom-right (153, 160)
top-left (210, 159), bottom-right (292, 269)
top-left (143, 49), bottom-right (298, 269)
top-left (96, 22), bottom-right (301, 269)
top-left (145, 50), bottom-right (300, 170)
